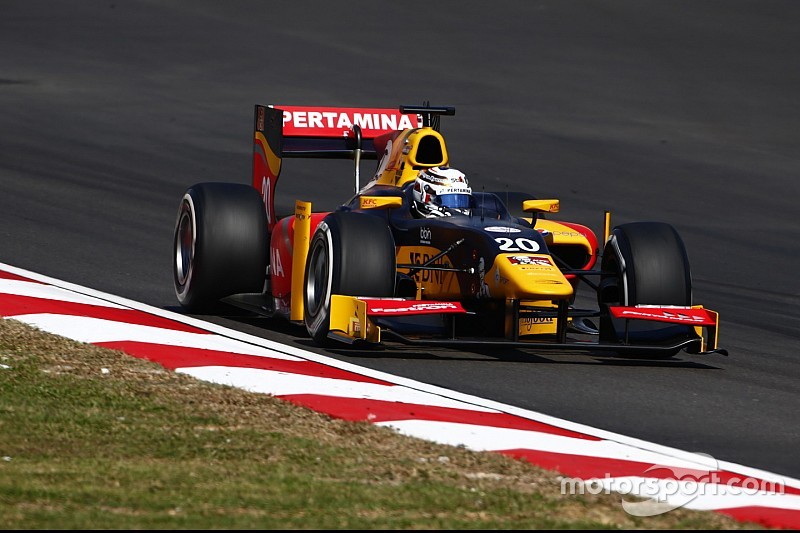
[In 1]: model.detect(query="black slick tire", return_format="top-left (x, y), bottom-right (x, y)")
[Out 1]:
top-left (303, 211), bottom-right (396, 346)
top-left (173, 182), bottom-right (268, 313)
top-left (598, 222), bottom-right (693, 358)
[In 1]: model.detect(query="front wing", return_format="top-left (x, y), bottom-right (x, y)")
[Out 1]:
top-left (327, 295), bottom-right (726, 356)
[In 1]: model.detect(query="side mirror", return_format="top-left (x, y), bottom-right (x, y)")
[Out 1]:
top-left (523, 199), bottom-right (560, 214)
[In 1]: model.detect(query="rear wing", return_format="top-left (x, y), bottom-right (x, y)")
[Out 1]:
top-left (252, 105), bottom-right (423, 228)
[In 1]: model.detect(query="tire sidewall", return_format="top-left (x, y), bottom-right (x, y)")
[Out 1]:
top-left (303, 212), bottom-right (395, 345)
top-left (304, 220), bottom-right (335, 343)
top-left (601, 222), bottom-right (691, 307)
top-left (174, 192), bottom-right (198, 305)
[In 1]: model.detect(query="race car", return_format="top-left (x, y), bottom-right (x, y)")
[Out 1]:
top-left (172, 103), bottom-right (725, 358)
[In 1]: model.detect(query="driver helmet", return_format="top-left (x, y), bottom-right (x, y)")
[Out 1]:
top-left (411, 166), bottom-right (472, 217)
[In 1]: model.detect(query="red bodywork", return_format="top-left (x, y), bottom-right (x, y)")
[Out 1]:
top-left (269, 212), bottom-right (329, 309)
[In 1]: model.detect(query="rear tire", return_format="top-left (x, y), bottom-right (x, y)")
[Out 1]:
top-left (598, 222), bottom-right (692, 358)
top-left (173, 182), bottom-right (268, 312)
top-left (304, 212), bottom-right (396, 346)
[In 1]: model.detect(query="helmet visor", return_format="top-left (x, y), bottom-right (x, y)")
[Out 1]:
top-left (434, 193), bottom-right (471, 209)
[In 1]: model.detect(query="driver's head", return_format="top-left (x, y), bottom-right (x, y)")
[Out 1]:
top-left (411, 166), bottom-right (472, 217)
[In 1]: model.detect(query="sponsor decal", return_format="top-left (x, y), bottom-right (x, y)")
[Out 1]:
top-left (486, 226), bottom-right (521, 233)
top-left (279, 107), bottom-right (422, 137)
top-left (610, 307), bottom-right (716, 326)
top-left (438, 186), bottom-right (470, 195)
top-left (420, 226), bottom-right (432, 245)
top-left (362, 197), bottom-right (378, 207)
top-left (508, 256), bottom-right (552, 266)
top-left (522, 317), bottom-right (554, 324)
top-left (543, 229), bottom-right (585, 238)
top-left (408, 251), bottom-right (449, 284)
top-left (520, 316), bottom-right (555, 334)
top-left (261, 176), bottom-right (271, 223)
top-left (369, 302), bottom-right (462, 314)
top-left (477, 257), bottom-right (490, 298)
top-left (270, 247), bottom-right (284, 278)
top-left (620, 309), bottom-right (705, 323)
top-left (422, 173), bottom-right (449, 184)
top-left (256, 106), bottom-right (265, 132)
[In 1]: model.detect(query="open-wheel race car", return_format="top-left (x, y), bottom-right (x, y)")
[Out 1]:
top-left (172, 103), bottom-right (726, 358)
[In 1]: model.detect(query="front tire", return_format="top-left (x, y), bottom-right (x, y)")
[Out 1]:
top-left (304, 212), bottom-right (396, 346)
top-left (173, 182), bottom-right (268, 312)
top-left (598, 222), bottom-right (693, 357)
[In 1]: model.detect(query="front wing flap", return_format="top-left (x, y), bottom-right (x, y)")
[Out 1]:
top-left (327, 295), bottom-right (467, 345)
top-left (327, 296), bottom-right (725, 356)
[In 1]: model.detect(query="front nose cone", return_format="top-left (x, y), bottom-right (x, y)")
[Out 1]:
top-left (489, 254), bottom-right (574, 299)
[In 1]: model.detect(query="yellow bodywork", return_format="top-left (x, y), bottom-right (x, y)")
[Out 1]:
top-left (490, 253), bottom-right (574, 336)
top-left (515, 300), bottom-right (559, 336)
top-left (396, 245), bottom-right (460, 299)
top-left (254, 131), bottom-right (282, 178)
top-left (359, 195), bottom-right (403, 210)
top-left (533, 219), bottom-right (595, 256)
top-left (693, 305), bottom-right (721, 352)
top-left (523, 199), bottom-right (560, 214)
top-left (290, 200), bottom-right (312, 322)
top-left (328, 295), bottom-right (382, 343)
top-left (487, 254), bottom-right (573, 299)
top-left (369, 128), bottom-right (449, 188)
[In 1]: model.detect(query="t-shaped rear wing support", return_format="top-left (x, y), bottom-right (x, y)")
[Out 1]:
top-left (399, 103), bottom-right (456, 132)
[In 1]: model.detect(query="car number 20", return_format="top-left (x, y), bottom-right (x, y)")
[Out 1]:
top-left (495, 237), bottom-right (540, 252)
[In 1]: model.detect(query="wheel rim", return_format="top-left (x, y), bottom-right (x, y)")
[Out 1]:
top-left (175, 206), bottom-right (194, 287)
top-left (305, 240), bottom-right (329, 316)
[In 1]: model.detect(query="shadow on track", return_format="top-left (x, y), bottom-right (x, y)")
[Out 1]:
top-left (164, 307), bottom-right (724, 370)
top-left (323, 344), bottom-right (724, 370)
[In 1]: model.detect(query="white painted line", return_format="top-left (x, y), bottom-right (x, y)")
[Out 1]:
top-left (178, 366), bottom-right (498, 412)
top-left (378, 419), bottom-right (733, 470)
top-left (11, 314), bottom-right (302, 361)
top-left (0, 279), bottom-right (125, 308)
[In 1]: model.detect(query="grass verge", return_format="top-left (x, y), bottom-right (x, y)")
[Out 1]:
top-left (0, 318), bottom-right (758, 529)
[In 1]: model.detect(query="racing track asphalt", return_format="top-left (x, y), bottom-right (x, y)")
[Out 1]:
top-left (1, 1), bottom-right (798, 481)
